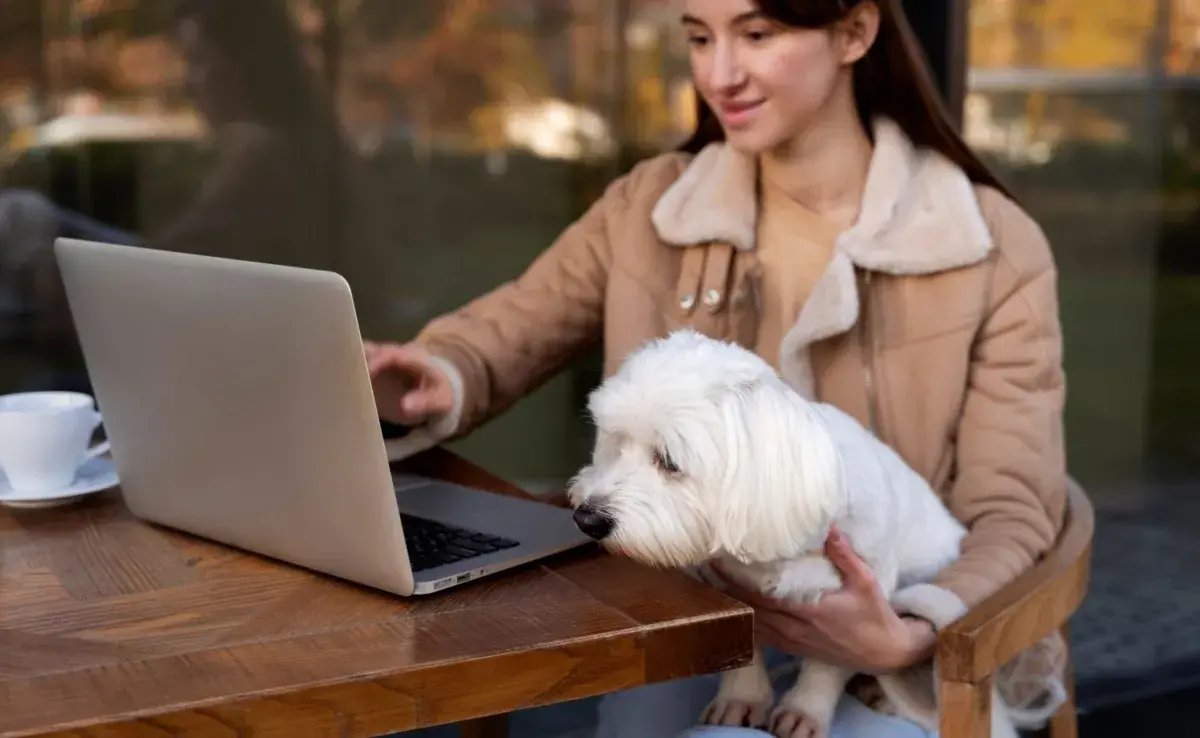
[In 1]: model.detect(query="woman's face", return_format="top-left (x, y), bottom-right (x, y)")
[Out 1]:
top-left (682, 0), bottom-right (867, 154)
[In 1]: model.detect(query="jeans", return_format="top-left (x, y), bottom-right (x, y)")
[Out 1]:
top-left (397, 647), bottom-right (936, 737)
top-left (597, 647), bottom-right (935, 738)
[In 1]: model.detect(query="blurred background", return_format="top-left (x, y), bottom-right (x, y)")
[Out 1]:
top-left (0, 1), bottom-right (1197, 734)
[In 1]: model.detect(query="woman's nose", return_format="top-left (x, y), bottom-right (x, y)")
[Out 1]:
top-left (709, 42), bottom-right (746, 92)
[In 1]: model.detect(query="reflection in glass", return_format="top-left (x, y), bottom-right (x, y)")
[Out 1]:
top-left (967, 0), bottom-right (1200, 719)
top-left (0, 0), bottom-right (703, 491)
top-left (967, 0), bottom-right (1200, 498)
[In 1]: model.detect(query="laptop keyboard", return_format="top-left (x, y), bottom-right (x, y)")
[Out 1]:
top-left (400, 512), bottom-right (520, 573)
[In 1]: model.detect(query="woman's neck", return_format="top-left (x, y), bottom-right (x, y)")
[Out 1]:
top-left (759, 115), bottom-right (874, 230)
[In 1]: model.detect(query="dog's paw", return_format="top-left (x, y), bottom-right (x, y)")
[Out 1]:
top-left (701, 696), bottom-right (773, 728)
top-left (760, 577), bottom-right (836, 605)
top-left (849, 676), bottom-right (901, 717)
top-left (760, 578), bottom-right (787, 600)
top-left (768, 705), bottom-right (826, 738)
top-left (794, 586), bottom-right (838, 606)
top-left (767, 557), bottom-right (843, 602)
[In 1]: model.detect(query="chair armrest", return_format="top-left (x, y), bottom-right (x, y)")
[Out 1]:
top-left (937, 477), bottom-right (1094, 683)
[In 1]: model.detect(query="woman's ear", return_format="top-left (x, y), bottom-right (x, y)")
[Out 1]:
top-left (836, 1), bottom-right (881, 66)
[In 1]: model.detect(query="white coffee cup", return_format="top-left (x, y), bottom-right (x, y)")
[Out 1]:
top-left (0, 392), bottom-right (111, 495)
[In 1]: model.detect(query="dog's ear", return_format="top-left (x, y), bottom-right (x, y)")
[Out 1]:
top-left (711, 379), bottom-right (842, 563)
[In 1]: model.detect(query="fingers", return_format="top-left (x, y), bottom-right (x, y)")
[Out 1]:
top-left (399, 389), bottom-right (438, 417)
top-left (824, 526), bottom-right (875, 592)
top-left (710, 562), bottom-right (788, 613)
top-left (362, 341), bottom-right (380, 365)
top-left (361, 341), bottom-right (456, 424)
top-left (365, 343), bottom-right (428, 377)
top-left (754, 619), bottom-right (786, 651)
top-left (754, 611), bottom-right (809, 654)
top-left (734, 587), bottom-right (781, 612)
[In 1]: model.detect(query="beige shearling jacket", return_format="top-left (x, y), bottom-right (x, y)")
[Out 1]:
top-left (397, 118), bottom-right (1070, 728)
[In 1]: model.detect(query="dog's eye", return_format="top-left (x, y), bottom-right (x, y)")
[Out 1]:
top-left (653, 448), bottom-right (681, 475)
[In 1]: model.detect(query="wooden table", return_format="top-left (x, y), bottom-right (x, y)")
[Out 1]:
top-left (0, 447), bottom-right (752, 738)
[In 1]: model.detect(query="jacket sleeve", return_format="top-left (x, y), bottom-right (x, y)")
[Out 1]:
top-left (892, 196), bottom-right (1068, 626)
top-left (402, 168), bottom-right (638, 447)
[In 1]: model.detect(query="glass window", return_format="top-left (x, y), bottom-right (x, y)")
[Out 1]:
top-left (0, 0), bottom-right (697, 494)
top-left (967, 0), bottom-right (1200, 500)
top-left (967, 0), bottom-right (1200, 715)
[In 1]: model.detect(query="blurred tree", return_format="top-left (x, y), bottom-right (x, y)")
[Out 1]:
top-left (341, 0), bottom-right (599, 147)
top-left (970, 0), bottom-right (1158, 71)
top-left (1167, 0), bottom-right (1200, 74)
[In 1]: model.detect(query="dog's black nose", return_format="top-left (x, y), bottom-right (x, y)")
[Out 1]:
top-left (573, 504), bottom-right (615, 540)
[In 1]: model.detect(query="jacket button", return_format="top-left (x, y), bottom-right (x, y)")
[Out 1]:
top-left (703, 288), bottom-right (722, 306)
top-left (679, 293), bottom-right (696, 310)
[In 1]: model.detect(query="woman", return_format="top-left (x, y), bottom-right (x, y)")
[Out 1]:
top-left (367, 1), bottom-right (1069, 736)
top-left (159, 0), bottom-right (364, 269)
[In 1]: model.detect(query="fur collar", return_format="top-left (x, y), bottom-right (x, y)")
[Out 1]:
top-left (650, 117), bottom-right (996, 398)
top-left (650, 117), bottom-right (993, 270)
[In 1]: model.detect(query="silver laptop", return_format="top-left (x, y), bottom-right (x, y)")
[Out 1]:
top-left (54, 237), bottom-right (593, 596)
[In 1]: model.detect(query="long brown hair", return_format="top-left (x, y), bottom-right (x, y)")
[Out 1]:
top-left (679, 0), bottom-right (1011, 199)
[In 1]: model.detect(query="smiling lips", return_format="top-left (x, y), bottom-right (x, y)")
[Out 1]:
top-left (716, 99), bottom-right (765, 128)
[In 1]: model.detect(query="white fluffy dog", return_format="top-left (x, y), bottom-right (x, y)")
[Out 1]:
top-left (568, 330), bottom-right (1014, 738)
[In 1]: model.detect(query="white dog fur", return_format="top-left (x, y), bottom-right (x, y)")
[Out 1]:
top-left (568, 329), bottom-right (1018, 738)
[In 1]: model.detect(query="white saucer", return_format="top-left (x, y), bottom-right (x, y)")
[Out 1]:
top-left (0, 457), bottom-right (120, 509)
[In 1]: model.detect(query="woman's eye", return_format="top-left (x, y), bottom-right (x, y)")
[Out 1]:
top-left (687, 34), bottom-right (710, 48)
top-left (654, 448), bottom-right (682, 475)
top-left (744, 26), bottom-right (775, 43)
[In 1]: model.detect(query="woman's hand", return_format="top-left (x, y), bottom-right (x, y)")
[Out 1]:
top-left (362, 341), bottom-right (456, 426)
top-left (715, 527), bottom-right (937, 673)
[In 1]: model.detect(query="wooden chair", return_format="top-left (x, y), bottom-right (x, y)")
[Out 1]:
top-left (938, 477), bottom-right (1094, 738)
top-left (468, 477), bottom-right (1094, 738)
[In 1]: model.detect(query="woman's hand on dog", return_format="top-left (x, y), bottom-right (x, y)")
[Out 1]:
top-left (713, 526), bottom-right (937, 674)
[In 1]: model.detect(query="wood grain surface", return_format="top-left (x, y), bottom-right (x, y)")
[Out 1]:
top-left (936, 479), bottom-right (1094, 738)
top-left (938, 480), bottom-right (1093, 683)
top-left (0, 447), bottom-right (753, 737)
